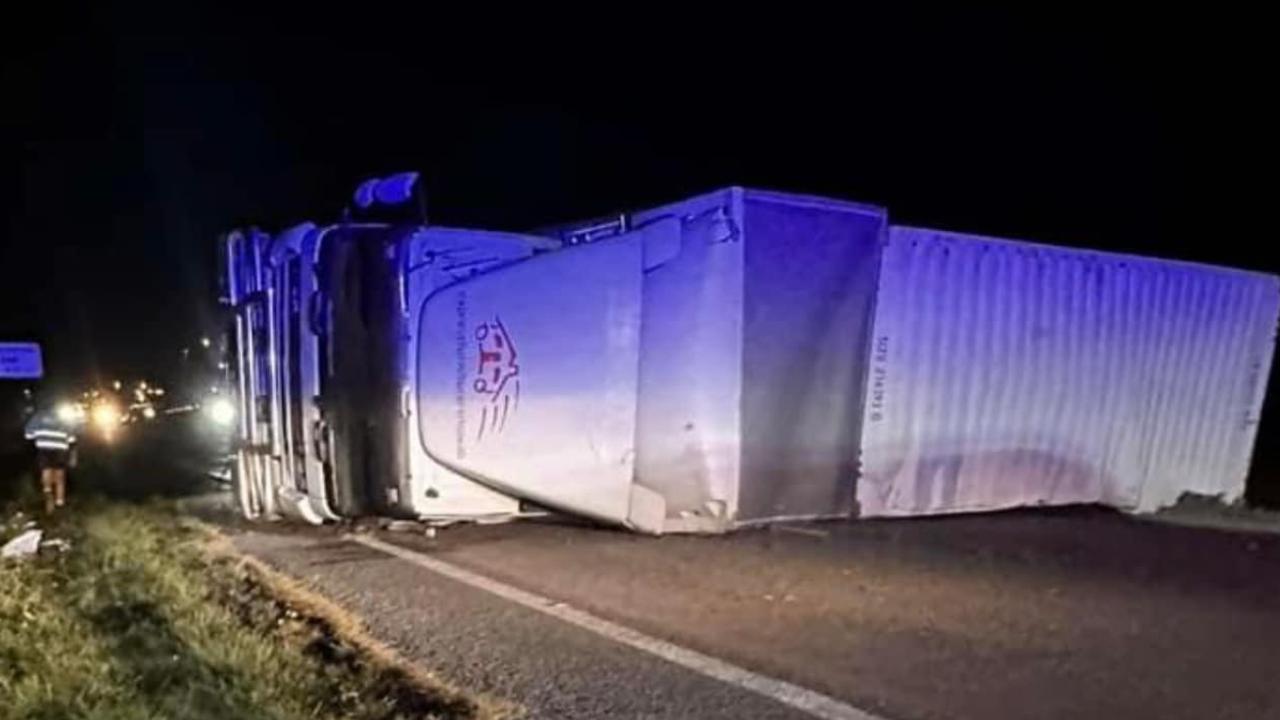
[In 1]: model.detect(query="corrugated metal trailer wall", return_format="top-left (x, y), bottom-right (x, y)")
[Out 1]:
top-left (859, 226), bottom-right (1280, 517)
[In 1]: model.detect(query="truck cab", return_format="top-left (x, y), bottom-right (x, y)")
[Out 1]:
top-left (224, 210), bottom-right (560, 524)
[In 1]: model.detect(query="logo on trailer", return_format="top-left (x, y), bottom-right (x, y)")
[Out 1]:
top-left (473, 316), bottom-right (519, 440)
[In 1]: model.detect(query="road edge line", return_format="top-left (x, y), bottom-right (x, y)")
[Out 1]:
top-left (348, 533), bottom-right (888, 720)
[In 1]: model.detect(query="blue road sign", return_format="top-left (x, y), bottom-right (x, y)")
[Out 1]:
top-left (0, 342), bottom-right (43, 379)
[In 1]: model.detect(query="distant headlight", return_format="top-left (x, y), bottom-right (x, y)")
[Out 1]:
top-left (56, 402), bottom-right (84, 424)
top-left (205, 397), bottom-right (235, 426)
top-left (91, 402), bottom-right (122, 429)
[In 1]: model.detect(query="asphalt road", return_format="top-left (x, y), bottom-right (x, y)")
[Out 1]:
top-left (228, 507), bottom-right (1280, 720)
top-left (232, 529), bottom-right (819, 719)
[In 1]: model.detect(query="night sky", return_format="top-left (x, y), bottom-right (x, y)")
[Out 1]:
top-left (1, 9), bottom-right (1273, 492)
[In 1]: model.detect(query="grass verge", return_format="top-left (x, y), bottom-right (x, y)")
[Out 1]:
top-left (1, 496), bottom-right (495, 720)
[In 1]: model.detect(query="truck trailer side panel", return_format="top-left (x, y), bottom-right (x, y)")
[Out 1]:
top-left (859, 226), bottom-right (1280, 517)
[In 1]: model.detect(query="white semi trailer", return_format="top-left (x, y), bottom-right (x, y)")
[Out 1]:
top-left (222, 178), bottom-right (1279, 532)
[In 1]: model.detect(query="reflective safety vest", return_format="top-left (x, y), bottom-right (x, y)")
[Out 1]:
top-left (28, 429), bottom-right (73, 451)
top-left (24, 413), bottom-right (76, 451)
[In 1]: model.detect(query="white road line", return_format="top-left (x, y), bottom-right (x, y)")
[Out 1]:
top-left (348, 533), bottom-right (889, 720)
top-left (774, 525), bottom-right (832, 539)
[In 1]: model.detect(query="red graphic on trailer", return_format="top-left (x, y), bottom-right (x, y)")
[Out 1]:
top-left (473, 316), bottom-right (520, 440)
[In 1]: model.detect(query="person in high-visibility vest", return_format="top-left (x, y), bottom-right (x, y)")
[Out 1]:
top-left (23, 405), bottom-right (79, 514)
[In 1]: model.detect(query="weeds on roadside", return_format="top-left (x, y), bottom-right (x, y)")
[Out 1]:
top-left (0, 497), bottom-right (477, 720)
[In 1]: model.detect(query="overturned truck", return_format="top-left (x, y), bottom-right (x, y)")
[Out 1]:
top-left (222, 180), bottom-right (1280, 533)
